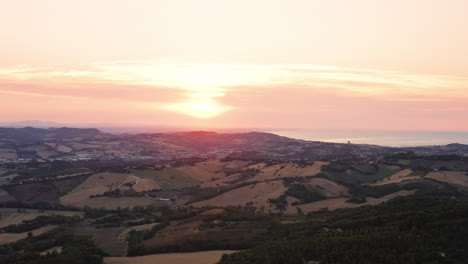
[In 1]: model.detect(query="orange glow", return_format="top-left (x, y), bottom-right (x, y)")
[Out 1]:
top-left (161, 98), bottom-right (231, 119)
top-left (1, 1), bottom-right (468, 130)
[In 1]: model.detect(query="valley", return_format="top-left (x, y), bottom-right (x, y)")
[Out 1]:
top-left (1, 128), bottom-right (468, 263)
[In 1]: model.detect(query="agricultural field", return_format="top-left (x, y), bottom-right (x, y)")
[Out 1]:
top-left (36, 150), bottom-right (56, 159)
top-left (74, 224), bottom-right (127, 256)
top-left (243, 161), bottom-right (328, 183)
top-left (51, 174), bottom-right (90, 195)
top-left (60, 172), bottom-right (137, 206)
top-left (0, 189), bottom-right (15, 202)
top-left (0, 150), bottom-right (17, 159)
top-left (130, 168), bottom-right (201, 190)
top-left (0, 225), bottom-right (56, 245)
top-left (0, 208), bottom-right (83, 228)
top-left (142, 220), bottom-right (203, 249)
top-left (191, 181), bottom-right (287, 210)
top-left (141, 219), bottom-right (264, 254)
top-left (0, 168), bottom-right (8, 176)
top-left (71, 143), bottom-right (103, 150)
top-left (304, 178), bottom-right (349, 198)
top-left (3, 182), bottom-right (61, 204)
top-left (426, 171), bottom-right (468, 187)
top-left (104, 250), bottom-right (238, 264)
top-left (117, 223), bottom-right (159, 241)
top-left (178, 160), bottom-right (250, 182)
top-left (370, 169), bottom-right (422, 186)
top-left (284, 189), bottom-right (417, 214)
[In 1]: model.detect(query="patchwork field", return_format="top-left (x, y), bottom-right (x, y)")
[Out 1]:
top-left (142, 220), bottom-right (263, 252)
top-left (117, 223), bottom-right (159, 241)
top-left (371, 169), bottom-right (422, 186)
top-left (178, 160), bottom-right (228, 182)
top-left (130, 176), bottom-right (161, 192)
top-left (65, 196), bottom-right (156, 210)
top-left (104, 250), bottom-right (238, 264)
top-left (60, 172), bottom-right (142, 207)
top-left (243, 161), bottom-right (328, 183)
top-left (200, 208), bottom-right (225, 215)
top-left (286, 190), bottom-right (417, 214)
top-left (426, 171), bottom-right (468, 187)
top-left (304, 178), bottom-right (349, 198)
top-left (131, 168), bottom-right (201, 190)
top-left (200, 173), bottom-right (244, 188)
top-left (0, 188), bottom-right (15, 202)
top-left (74, 224), bottom-right (127, 256)
top-left (142, 220), bottom-right (203, 249)
top-left (56, 145), bottom-right (73, 153)
top-left (36, 151), bottom-right (56, 159)
top-left (178, 160), bottom-right (250, 183)
top-left (191, 181), bottom-right (287, 210)
top-left (0, 208), bottom-right (83, 228)
top-left (3, 182), bottom-right (61, 204)
top-left (0, 152), bottom-right (17, 159)
top-left (0, 225), bottom-right (57, 245)
top-left (71, 143), bottom-right (103, 150)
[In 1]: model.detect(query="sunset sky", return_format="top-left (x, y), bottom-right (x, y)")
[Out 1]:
top-left (1, 0), bottom-right (468, 131)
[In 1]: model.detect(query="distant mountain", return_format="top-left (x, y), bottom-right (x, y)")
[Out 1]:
top-left (0, 127), bottom-right (467, 161)
top-left (0, 120), bottom-right (64, 128)
top-left (0, 120), bottom-right (262, 134)
top-left (0, 127), bottom-right (105, 144)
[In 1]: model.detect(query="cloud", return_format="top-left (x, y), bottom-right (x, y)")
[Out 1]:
top-left (0, 61), bottom-right (467, 129)
top-left (2, 61), bottom-right (467, 98)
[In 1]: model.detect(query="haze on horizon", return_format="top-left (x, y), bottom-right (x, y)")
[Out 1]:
top-left (1, 0), bottom-right (468, 131)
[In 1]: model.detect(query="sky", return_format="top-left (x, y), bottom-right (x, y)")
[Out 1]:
top-left (1, 0), bottom-right (468, 131)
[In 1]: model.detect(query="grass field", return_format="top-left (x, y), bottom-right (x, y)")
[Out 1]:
top-left (104, 250), bottom-right (238, 264)
top-left (52, 174), bottom-right (90, 196)
top-left (131, 168), bottom-right (201, 190)
top-left (3, 182), bottom-right (61, 204)
top-left (304, 178), bottom-right (349, 197)
top-left (74, 224), bottom-right (127, 256)
top-left (285, 190), bottom-right (417, 214)
top-left (0, 188), bottom-right (15, 202)
top-left (244, 161), bottom-right (328, 183)
top-left (346, 164), bottom-right (401, 184)
top-left (191, 181), bottom-right (287, 210)
top-left (426, 171), bottom-right (468, 187)
top-left (60, 172), bottom-right (133, 206)
top-left (0, 208), bottom-right (83, 229)
top-left (117, 223), bottom-right (159, 241)
top-left (370, 169), bottom-right (422, 186)
top-left (0, 225), bottom-right (57, 245)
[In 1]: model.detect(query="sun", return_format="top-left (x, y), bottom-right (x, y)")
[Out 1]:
top-left (189, 102), bottom-right (216, 114)
top-left (162, 99), bottom-right (231, 119)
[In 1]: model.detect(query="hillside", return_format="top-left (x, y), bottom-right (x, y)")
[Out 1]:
top-left (1, 152), bottom-right (468, 263)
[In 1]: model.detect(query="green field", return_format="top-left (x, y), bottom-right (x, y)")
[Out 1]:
top-left (130, 168), bottom-right (201, 190)
top-left (52, 174), bottom-right (90, 196)
top-left (345, 164), bottom-right (401, 184)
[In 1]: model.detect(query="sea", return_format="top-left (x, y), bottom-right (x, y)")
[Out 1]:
top-left (267, 130), bottom-right (468, 147)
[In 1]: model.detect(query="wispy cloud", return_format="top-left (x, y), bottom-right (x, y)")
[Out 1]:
top-left (0, 61), bottom-right (467, 128)
top-left (1, 61), bottom-right (467, 99)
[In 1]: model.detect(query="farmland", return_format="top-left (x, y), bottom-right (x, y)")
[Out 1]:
top-left (0, 129), bottom-right (467, 264)
top-left (130, 168), bottom-right (201, 190)
top-left (0, 208), bottom-right (84, 228)
top-left (0, 225), bottom-right (56, 245)
top-left (104, 250), bottom-right (238, 264)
